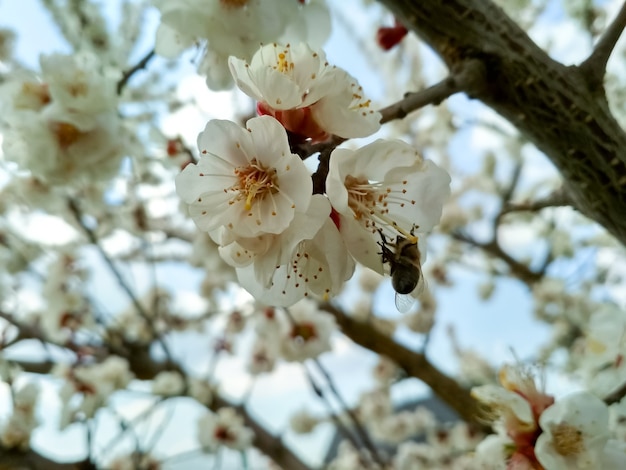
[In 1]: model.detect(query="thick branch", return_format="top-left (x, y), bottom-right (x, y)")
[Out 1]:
top-left (321, 303), bottom-right (488, 431)
top-left (378, 0), bottom-right (626, 246)
top-left (0, 447), bottom-right (91, 470)
top-left (580, 1), bottom-right (626, 90)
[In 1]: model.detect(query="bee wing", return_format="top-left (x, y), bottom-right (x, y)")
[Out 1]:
top-left (395, 292), bottom-right (417, 313)
top-left (414, 272), bottom-right (427, 298)
top-left (395, 275), bottom-right (428, 313)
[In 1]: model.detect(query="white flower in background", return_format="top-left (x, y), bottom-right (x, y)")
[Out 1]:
top-left (154, 0), bottom-right (329, 90)
top-left (279, 298), bottom-right (335, 362)
top-left (39, 52), bottom-right (118, 114)
top-left (0, 52), bottom-right (126, 186)
top-left (188, 378), bottom-right (213, 406)
top-left (326, 139), bottom-right (450, 273)
top-left (471, 434), bottom-right (512, 470)
top-left (247, 336), bottom-right (278, 375)
top-left (55, 357), bottom-right (133, 427)
top-left (254, 306), bottom-right (283, 339)
top-left (581, 306), bottom-right (626, 397)
top-left (535, 391), bottom-right (611, 469)
top-left (197, 407), bottom-right (254, 452)
top-left (176, 116), bottom-right (312, 239)
top-left (229, 42), bottom-right (380, 142)
top-left (2, 106), bottom-right (125, 185)
top-left (358, 389), bottom-right (392, 423)
top-left (609, 396), bottom-right (626, 441)
top-left (106, 453), bottom-right (161, 470)
top-left (326, 442), bottom-right (364, 470)
top-left (372, 355), bottom-right (400, 385)
top-left (393, 442), bottom-right (434, 470)
top-left (0, 382), bottom-right (39, 451)
top-left (152, 370), bottom-right (185, 396)
top-left (371, 411), bottom-right (420, 444)
top-left (289, 408), bottom-right (321, 434)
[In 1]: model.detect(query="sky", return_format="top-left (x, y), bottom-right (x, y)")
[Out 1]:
top-left (0, 0), bottom-right (612, 468)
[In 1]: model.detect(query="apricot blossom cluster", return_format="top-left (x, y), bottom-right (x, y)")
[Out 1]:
top-left (176, 41), bottom-right (451, 306)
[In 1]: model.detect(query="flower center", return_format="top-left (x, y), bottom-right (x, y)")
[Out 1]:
top-left (344, 175), bottom-right (417, 242)
top-left (19, 82), bottom-right (51, 109)
top-left (290, 322), bottom-right (317, 342)
top-left (214, 426), bottom-right (235, 442)
top-left (232, 158), bottom-right (278, 210)
top-left (550, 423), bottom-right (584, 457)
top-left (274, 47), bottom-right (294, 75)
top-left (50, 121), bottom-right (83, 148)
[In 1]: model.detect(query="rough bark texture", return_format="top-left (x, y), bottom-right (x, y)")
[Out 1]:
top-left (380, 0), bottom-right (626, 245)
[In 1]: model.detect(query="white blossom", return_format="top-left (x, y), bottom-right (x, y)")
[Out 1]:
top-left (188, 378), bottom-right (213, 406)
top-left (0, 382), bottom-right (39, 451)
top-left (152, 370), bottom-right (185, 396)
top-left (289, 408), bottom-right (320, 434)
top-left (247, 336), bottom-right (278, 375)
top-left (176, 116), bottom-right (312, 239)
top-left (154, 0), bottom-right (328, 90)
top-left (229, 42), bottom-right (380, 141)
top-left (197, 407), bottom-right (254, 452)
top-left (581, 306), bottom-right (626, 397)
top-left (279, 298), bottom-right (335, 362)
top-left (535, 391), bottom-right (611, 470)
top-left (470, 434), bottom-right (512, 470)
top-left (326, 139), bottom-right (450, 273)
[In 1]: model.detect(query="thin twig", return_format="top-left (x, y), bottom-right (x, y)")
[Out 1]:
top-left (312, 358), bottom-right (386, 467)
top-left (452, 231), bottom-right (543, 285)
top-left (67, 198), bottom-right (174, 361)
top-left (117, 49), bottom-right (156, 94)
top-left (501, 188), bottom-right (572, 215)
top-left (303, 366), bottom-right (371, 468)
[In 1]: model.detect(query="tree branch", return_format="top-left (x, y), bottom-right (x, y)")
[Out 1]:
top-left (579, 1), bottom-right (626, 90)
top-left (378, 0), bottom-right (626, 246)
top-left (501, 187), bottom-right (572, 215)
top-left (451, 231), bottom-right (543, 285)
top-left (379, 59), bottom-right (485, 124)
top-left (320, 303), bottom-right (489, 432)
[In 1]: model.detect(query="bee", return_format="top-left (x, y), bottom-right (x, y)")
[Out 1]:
top-left (377, 227), bottom-right (424, 313)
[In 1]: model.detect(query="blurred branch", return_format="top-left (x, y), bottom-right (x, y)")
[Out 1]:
top-left (117, 49), bottom-right (155, 94)
top-left (67, 198), bottom-right (174, 361)
top-left (451, 231), bottom-right (543, 284)
top-left (320, 303), bottom-right (489, 432)
top-left (3, 323), bottom-right (311, 470)
top-left (501, 187), bottom-right (573, 215)
top-left (0, 446), bottom-right (92, 470)
top-left (312, 359), bottom-right (385, 467)
top-left (579, 1), bottom-right (626, 90)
